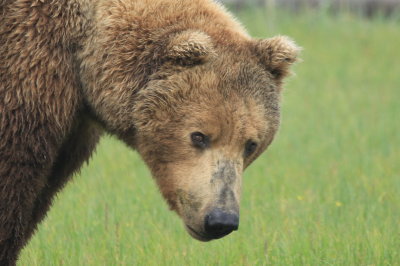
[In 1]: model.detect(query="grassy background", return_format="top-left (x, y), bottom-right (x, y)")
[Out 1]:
top-left (20, 8), bottom-right (400, 266)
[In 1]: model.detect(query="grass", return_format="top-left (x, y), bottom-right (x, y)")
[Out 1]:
top-left (20, 8), bottom-right (400, 266)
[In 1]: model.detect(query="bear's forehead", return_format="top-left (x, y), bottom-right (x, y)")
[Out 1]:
top-left (198, 59), bottom-right (277, 98)
top-left (184, 95), bottom-right (269, 143)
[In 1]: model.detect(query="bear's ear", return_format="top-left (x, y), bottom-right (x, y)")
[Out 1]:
top-left (166, 30), bottom-right (215, 65)
top-left (254, 36), bottom-right (301, 82)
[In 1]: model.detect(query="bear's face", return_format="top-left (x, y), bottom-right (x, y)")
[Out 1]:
top-left (132, 31), bottom-right (299, 240)
top-left (135, 77), bottom-right (272, 240)
top-left (84, 28), bottom-right (300, 240)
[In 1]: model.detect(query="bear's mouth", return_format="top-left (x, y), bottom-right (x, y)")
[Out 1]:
top-left (185, 225), bottom-right (212, 242)
top-left (186, 224), bottom-right (234, 241)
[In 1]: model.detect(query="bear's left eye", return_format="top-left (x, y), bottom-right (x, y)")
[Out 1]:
top-left (191, 132), bottom-right (209, 149)
top-left (244, 140), bottom-right (258, 157)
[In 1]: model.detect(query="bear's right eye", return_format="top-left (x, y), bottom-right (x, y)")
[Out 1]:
top-left (191, 132), bottom-right (209, 149)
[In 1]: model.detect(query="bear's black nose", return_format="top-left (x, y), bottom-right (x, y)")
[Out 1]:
top-left (204, 209), bottom-right (239, 239)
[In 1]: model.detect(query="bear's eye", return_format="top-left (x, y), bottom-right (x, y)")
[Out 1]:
top-left (191, 132), bottom-right (209, 149)
top-left (244, 140), bottom-right (258, 157)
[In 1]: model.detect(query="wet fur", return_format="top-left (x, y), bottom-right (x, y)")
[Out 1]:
top-left (0, 0), bottom-right (299, 264)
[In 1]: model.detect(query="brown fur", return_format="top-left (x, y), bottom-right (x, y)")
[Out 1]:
top-left (0, 0), bottom-right (299, 264)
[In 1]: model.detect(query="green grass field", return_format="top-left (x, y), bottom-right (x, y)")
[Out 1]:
top-left (20, 8), bottom-right (400, 266)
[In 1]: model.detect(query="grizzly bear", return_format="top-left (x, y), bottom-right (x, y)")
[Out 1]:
top-left (0, 0), bottom-right (299, 264)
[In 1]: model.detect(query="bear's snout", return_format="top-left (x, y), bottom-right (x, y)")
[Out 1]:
top-left (204, 209), bottom-right (239, 239)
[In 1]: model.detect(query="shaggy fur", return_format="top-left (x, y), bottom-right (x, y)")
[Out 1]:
top-left (0, 0), bottom-right (299, 264)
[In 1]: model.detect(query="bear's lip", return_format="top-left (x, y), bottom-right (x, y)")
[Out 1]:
top-left (186, 224), bottom-right (235, 241)
top-left (185, 225), bottom-right (212, 242)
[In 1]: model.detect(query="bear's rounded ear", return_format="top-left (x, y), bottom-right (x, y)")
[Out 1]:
top-left (254, 36), bottom-right (301, 82)
top-left (166, 30), bottom-right (215, 65)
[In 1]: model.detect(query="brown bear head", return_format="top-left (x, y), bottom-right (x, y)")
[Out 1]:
top-left (130, 31), bottom-right (300, 241)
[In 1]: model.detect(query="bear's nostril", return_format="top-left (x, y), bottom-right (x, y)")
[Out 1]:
top-left (204, 209), bottom-right (239, 239)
